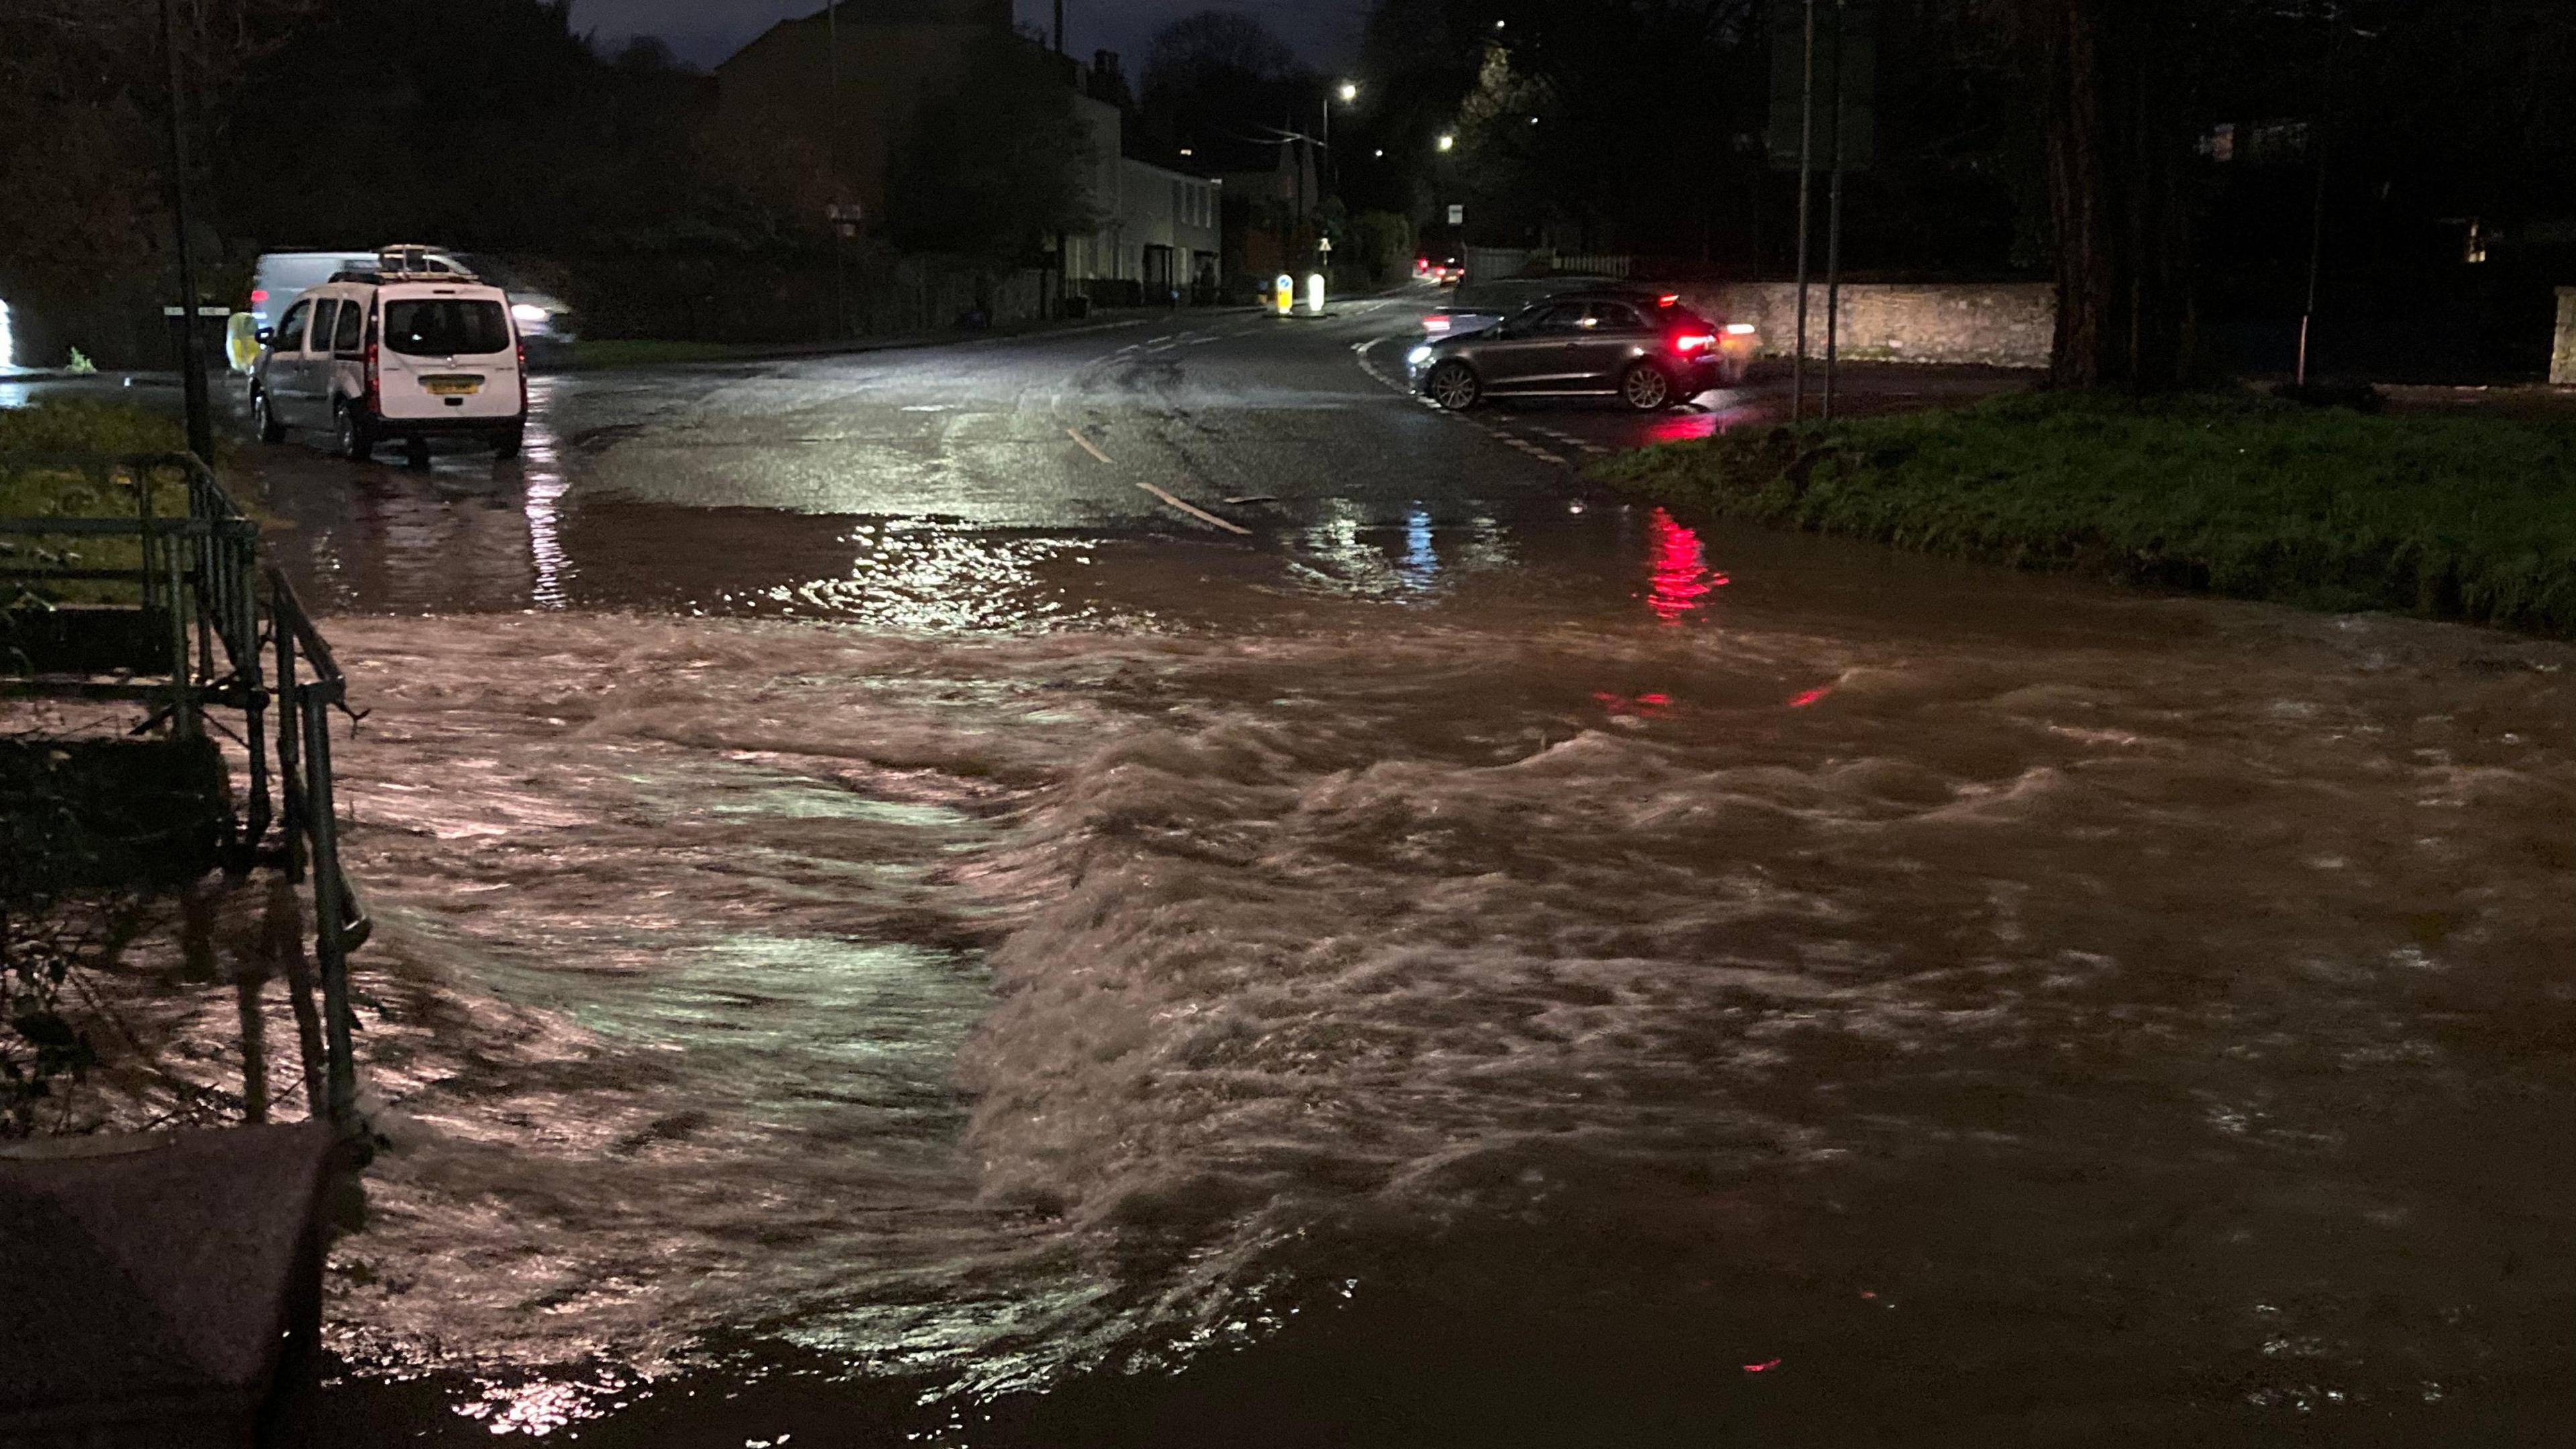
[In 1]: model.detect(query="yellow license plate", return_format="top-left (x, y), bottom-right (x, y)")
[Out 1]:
top-left (423, 376), bottom-right (483, 396)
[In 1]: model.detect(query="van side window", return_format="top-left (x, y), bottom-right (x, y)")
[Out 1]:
top-left (274, 301), bottom-right (310, 350)
top-left (332, 298), bottom-right (364, 352)
top-left (307, 300), bottom-right (339, 354)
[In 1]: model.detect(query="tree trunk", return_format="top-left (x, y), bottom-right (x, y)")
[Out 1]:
top-left (2023, 0), bottom-right (2196, 388)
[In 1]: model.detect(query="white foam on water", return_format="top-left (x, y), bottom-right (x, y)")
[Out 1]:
top-left (307, 602), bottom-right (2576, 1410)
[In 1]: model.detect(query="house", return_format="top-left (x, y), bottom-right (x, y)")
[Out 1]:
top-left (1063, 54), bottom-right (1223, 306)
top-left (712, 0), bottom-right (1010, 222)
top-left (715, 15), bottom-right (1221, 307)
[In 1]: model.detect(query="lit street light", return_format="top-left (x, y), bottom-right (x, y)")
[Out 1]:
top-left (1338, 81), bottom-right (1359, 103)
top-left (1438, 133), bottom-right (1456, 152)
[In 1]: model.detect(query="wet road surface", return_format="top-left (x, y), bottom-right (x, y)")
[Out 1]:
top-left (194, 299), bottom-right (2576, 1444)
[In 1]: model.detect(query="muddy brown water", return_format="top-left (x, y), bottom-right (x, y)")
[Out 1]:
top-left (229, 417), bottom-right (2576, 1445)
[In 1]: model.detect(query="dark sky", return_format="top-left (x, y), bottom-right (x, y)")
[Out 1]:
top-left (568, 1), bottom-right (1363, 76)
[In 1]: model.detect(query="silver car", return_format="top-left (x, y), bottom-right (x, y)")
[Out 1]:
top-left (1405, 291), bottom-right (1737, 412)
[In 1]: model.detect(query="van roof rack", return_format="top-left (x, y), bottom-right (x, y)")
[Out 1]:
top-left (327, 246), bottom-right (478, 286)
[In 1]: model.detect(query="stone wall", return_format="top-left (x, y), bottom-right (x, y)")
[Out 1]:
top-left (2555, 288), bottom-right (2576, 386)
top-left (1678, 282), bottom-right (2057, 369)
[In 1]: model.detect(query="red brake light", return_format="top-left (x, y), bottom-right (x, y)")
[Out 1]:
top-left (1673, 333), bottom-right (1717, 354)
top-left (363, 341), bottom-right (380, 411)
top-left (1659, 293), bottom-right (1681, 307)
top-left (250, 288), bottom-right (269, 304)
top-left (1424, 315), bottom-right (1451, 333)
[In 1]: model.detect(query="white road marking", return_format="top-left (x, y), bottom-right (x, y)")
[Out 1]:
top-left (1066, 427), bottom-right (1114, 464)
top-left (1134, 479), bottom-right (1254, 535)
top-left (1066, 426), bottom-right (1252, 536)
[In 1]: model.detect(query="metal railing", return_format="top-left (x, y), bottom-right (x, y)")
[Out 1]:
top-left (1, 451), bottom-right (370, 1138)
top-left (266, 566), bottom-right (370, 1131)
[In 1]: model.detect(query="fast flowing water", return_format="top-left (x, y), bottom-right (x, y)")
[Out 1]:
top-left (264, 441), bottom-right (2576, 1442)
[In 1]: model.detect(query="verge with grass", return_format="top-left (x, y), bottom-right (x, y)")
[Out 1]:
top-left (1591, 390), bottom-right (2576, 635)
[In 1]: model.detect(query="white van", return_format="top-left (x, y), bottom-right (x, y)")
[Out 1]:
top-left (251, 254), bottom-right (526, 463)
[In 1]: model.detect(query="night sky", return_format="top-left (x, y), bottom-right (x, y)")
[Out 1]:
top-left (568, 0), bottom-right (1362, 75)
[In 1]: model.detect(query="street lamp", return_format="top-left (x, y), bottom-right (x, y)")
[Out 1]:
top-left (1338, 81), bottom-right (1359, 103)
top-left (1437, 133), bottom-right (1456, 152)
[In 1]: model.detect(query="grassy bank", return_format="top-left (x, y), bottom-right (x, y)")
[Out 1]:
top-left (1, 402), bottom-right (211, 602)
top-left (1593, 390), bottom-right (2576, 635)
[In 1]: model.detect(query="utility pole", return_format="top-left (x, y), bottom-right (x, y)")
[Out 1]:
top-left (2296, 9), bottom-right (2341, 389)
top-left (1055, 0), bottom-right (1065, 54)
top-left (1790, 0), bottom-right (1817, 423)
top-left (158, 0), bottom-right (213, 465)
top-left (1822, 0), bottom-right (1848, 421)
top-left (828, 0), bottom-right (847, 337)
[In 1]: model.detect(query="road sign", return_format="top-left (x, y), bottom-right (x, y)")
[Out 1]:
top-left (1447, 204), bottom-right (1465, 226)
top-left (1768, 0), bottom-right (1876, 172)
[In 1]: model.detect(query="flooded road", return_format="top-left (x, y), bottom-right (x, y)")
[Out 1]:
top-left (241, 307), bottom-right (2576, 1444)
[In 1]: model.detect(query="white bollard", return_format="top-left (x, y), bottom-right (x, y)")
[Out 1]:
top-left (1306, 273), bottom-right (1327, 315)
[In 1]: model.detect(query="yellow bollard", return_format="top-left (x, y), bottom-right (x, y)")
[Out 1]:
top-left (1274, 274), bottom-right (1295, 315)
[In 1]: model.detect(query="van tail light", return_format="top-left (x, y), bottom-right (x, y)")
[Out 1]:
top-left (517, 337), bottom-right (529, 413)
top-left (250, 288), bottom-right (268, 305)
top-left (1672, 333), bottom-right (1717, 355)
top-left (363, 341), bottom-right (380, 411)
top-left (1424, 314), bottom-right (1451, 333)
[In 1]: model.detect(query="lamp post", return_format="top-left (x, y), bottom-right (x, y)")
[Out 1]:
top-left (158, 0), bottom-right (212, 464)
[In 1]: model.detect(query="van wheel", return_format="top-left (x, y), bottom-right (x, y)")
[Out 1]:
top-left (494, 424), bottom-right (524, 460)
top-left (404, 437), bottom-right (431, 468)
top-left (253, 388), bottom-right (286, 443)
top-left (335, 402), bottom-right (373, 461)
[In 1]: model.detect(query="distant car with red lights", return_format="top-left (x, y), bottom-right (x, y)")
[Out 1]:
top-left (1404, 290), bottom-right (1741, 412)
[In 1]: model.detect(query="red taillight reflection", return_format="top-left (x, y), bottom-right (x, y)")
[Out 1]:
top-left (1646, 508), bottom-right (1725, 623)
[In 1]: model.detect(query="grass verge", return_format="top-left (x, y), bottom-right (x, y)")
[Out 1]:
top-left (1, 402), bottom-right (211, 602)
top-left (1591, 390), bottom-right (2576, 635)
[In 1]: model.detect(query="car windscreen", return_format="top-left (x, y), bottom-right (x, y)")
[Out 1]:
top-left (382, 299), bottom-right (511, 357)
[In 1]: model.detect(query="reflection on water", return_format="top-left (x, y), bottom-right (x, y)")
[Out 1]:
top-left (1643, 507), bottom-right (1726, 623)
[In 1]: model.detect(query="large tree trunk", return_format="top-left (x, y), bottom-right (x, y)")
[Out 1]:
top-left (2022, 0), bottom-right (2197, 388)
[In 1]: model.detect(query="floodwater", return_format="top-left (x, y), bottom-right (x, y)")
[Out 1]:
top-left (247, 384), bottom-right (2576, 1444)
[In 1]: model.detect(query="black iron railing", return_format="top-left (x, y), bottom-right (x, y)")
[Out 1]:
top-left (1, 451), bottom-right (370, 1137)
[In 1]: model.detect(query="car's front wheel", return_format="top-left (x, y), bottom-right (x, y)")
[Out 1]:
top-left (334, 401), bottom-right (373, 461)
top-left (1426, 360), bottom-right (1482, 411)
top-left (252, 387), bottom-right (286, 444)
top-left (1620, 362), bottom-right (1676, 412)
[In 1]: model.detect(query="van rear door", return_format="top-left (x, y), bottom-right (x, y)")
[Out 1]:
top-left (374, 289), bottom-right (520, 423)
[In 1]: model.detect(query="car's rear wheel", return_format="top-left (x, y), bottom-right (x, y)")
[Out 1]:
top-left (252, 388), bottom-right (285, 444)
top-left (1427, 360), bottom-right (1482, 411)
top-left (405, 436), bottom-right (431, 468)
top-left (1620, 362), bottom-right (1676, 412)
top-left (334, 401), bottom-right (372, 461)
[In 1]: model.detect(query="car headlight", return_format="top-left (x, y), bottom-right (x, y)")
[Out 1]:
top-left (511, 303), bottom-right (549, 325)
top-left (1406, 345), bottom-right (1434, 366)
